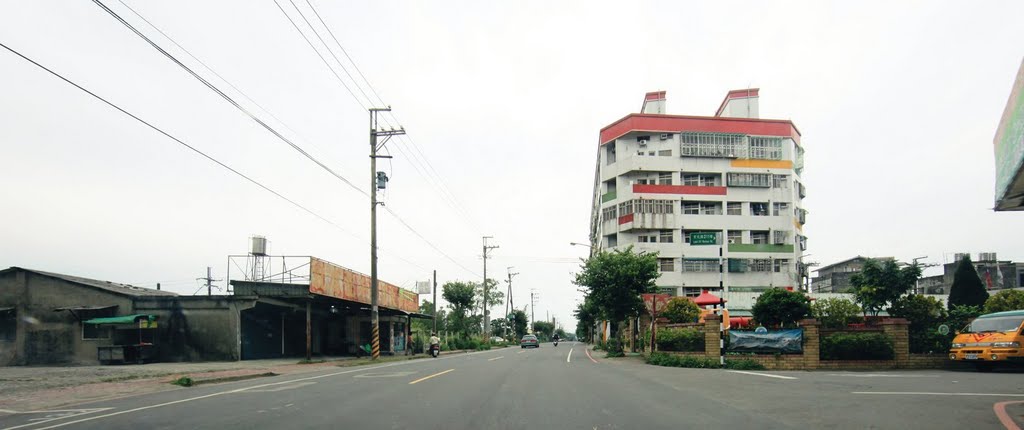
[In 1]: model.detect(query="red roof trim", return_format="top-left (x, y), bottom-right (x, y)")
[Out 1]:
top-left (618, 214), bottom-right (634, 225)
top-left (715, 88), bottom-right (759, 117)
top-left (599, 114), bottom-right (800, 146)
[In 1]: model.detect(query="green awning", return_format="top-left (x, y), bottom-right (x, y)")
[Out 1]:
top-left (83, 314), bottom-right (156, 325)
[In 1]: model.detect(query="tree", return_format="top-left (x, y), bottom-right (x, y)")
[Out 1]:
top-left (532, 321), bottom-right (555, 341)
top-left (810, 297), bottom-right (863, 329)
top-left (573, 247), bottom-right (658, 336)
top-left (472, 279), bottom-right (504, 316)
top-left (751, 288), bottom-right (811, 328)
top-left (850, 259), bottom-right (922, 316)
top-left (574, 298), bottom-right (598, 341)
top-left (984, 289), bottom-right (1024, 313)
top-left (948, 256), bottom-right (989, 309)
top-left (889, 295), bottom-right (948, 353)
top-left (554, 328), bottom-right (567, 339)
top-left (442, 281), bottom-right (476, 337)
top-left (661, 297), bottom-right (701, 324)
top-left (509, 309), bottom-right (529, 339)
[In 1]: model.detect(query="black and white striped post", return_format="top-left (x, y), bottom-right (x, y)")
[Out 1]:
top-left (718, 236), bottom-right (725, 368)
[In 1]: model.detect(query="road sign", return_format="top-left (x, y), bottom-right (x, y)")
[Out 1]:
top-left (416, 281), bottom-right (432, 294)
top-left (689, 232), bottom-right (718, 245)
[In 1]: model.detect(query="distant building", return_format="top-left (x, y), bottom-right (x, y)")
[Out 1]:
top-left (589, 89), bottom-right (807, 297)
top-left (811, 256), bottom-right (893, 293)
top-left (918, 252), bottom-right (1024, 294)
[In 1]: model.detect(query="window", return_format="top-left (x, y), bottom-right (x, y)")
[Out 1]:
top-left (796, 208), bottom-right (808, 225)
top-left (637, 150), bottom-right (646, 156)
top-left (606, 234), bottom-right (618, 248)
top-left (602, 206), bottom-right (617, 222)
top-left (683, 288), bottom-right (701, 298)
top-left (797, 181), bottom-right (807, 198)
top-left (727, 202), bottom-right (741, 215)
top-left (659, 258), bottom-right (675, 272)
top-left (658, 172), bottom-right (672, 185)
top-left (772, 202), bottom-right (789, 216)
top-left (658, 287), bottom-right (678, 296)
top-left (773, 174), bottom-right (789, 189)
top-left (728, 258), bottom-right (748, 273)
top-left (617, 200), bottom-right (634, 216)
top-left (658, 150), bottom-right (672, 156)
top-left (774, 259), bottom-right (790, 273)
top-left (751, 202), bottom-right (769, 216)
top-left (682, 202), bottom-right (719, 215)
top-left (636, 178), bottom-right (651, 185)
top-left (728, 230), bottom-right (742, 244)
top-left (773, 230), bottom-right (791, 245)
top-left (749, 137), bottom-right (783, 160)
top-left (638, 234), bottom-right (657, 243)
top-left (606, 143), bottom-right (616, 164)
top-left (727, 173), bottom-right (771, 188)
top-left (648, 151), bottom-right (656, 156)
top-left (750, 230), bottom-right (769, 244)
top-left (659, 230), bottom-right (674, 243)
top-left (749, 259), bottom-right (773, 272)
top-left (680, 132), bottom-right (747, 158)
top-left (682, 259), bottom-right (719, 272)
top-left (633, 199), bottom-right (674, 214)
top-left (682, 173), bottom-right (720, 186)
top-left (682, 174), bottom-right (699, 186)
top-left (83, 323), bottom-right (111, 340)
top-left (1, 310), bottom-right (14, 342)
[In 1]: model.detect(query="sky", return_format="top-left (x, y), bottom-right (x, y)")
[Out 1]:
top-left (2, 1), bottom-right (1023, 331)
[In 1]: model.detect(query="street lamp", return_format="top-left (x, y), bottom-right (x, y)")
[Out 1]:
top-left (569, 242), bottom-right (594, 249)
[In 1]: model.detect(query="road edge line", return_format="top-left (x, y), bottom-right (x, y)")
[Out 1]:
top-left (408, 369), bottom-right (454, 385)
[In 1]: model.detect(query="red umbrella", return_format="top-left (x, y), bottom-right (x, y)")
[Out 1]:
top-left (693, 290), bottom-right (727, 306)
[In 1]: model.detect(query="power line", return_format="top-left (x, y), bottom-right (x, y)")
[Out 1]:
top-left (0, 41), bottom-right (430, 274)
top-left (297, 0), bottom-right (482, 234)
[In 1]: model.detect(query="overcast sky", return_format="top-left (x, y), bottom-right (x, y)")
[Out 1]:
top-left (2, 1), bottom-right (1023, 330)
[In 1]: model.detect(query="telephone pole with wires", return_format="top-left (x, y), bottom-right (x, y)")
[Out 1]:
top-left (482, 237), bottom-right (499, 338)
top-left (504, 267), bottom-right (519, 338)
top-left (370, 106), bottom-right (404, 361)
top-left (195, 267), bottom-right (221, 296)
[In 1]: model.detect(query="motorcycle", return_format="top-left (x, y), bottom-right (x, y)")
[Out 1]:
top-left (553, 340), bottom-right (559, 347)
top-left (430, 343), bottom-right (440, 358)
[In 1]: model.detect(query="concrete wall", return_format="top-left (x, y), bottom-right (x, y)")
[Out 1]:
top-left (0, 270), bottom-right (134, 365)
top-left (134, 296), bottom-right (255, 362)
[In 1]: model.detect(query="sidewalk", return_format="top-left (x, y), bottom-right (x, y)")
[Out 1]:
top-left (0, 355), bottom-right (371, 412)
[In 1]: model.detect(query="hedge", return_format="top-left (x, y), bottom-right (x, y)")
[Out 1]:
top-left (656, 328), bottom-right (705, 352)
top-left (820, 332), bottom-right (894, 360)
top-left (645, 352), bottom-right (764, 370)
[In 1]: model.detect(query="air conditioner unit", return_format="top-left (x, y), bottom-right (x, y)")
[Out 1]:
top-left (728, 239), bottom-right (736, 244)
top-left (638, 139), bottom-right (649, 147)
top-left (660, 133), bottom-right (670, 140)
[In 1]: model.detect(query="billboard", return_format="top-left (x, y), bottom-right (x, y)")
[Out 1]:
top-left (995, 58), bottom-right (1024, 211)
top-left (309, 257), bottom-right (419, 313)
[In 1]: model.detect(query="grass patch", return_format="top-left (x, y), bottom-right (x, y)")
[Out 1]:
top-left (171, 376), bottom-right (194, 387)
top-left (296, 359), bottom-right (327, 365)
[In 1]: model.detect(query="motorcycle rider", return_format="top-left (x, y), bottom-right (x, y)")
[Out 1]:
top-left (429, 332), bottom-right (440, 355)
top-left (552, 332), bottom-right (560, 345)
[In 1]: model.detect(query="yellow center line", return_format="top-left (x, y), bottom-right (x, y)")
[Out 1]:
top-left (488, 356), bottom-right (504, 361)
top-left (408, 369), bottom-right (454, 385)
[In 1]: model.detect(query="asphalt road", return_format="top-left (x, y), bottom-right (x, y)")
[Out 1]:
top-left (2, 343), bottom-right (1023, 429)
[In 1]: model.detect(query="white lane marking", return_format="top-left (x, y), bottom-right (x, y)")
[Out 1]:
top-left (244, 381), bottom-right (317, 392)
top-left (727, 370), bottom-right (798, 380)
top-left (854, 392), bottom-right (1024, 397)
top-left (828, 373), bottom-right (940, 378)
top-left (487, 356), bottom-right (504, 361)
top-left (517, 350), bottom-right (526, 354)
top-left (2, 408), bottom-right (112, 430)
top-left (408, 369), bottom-right (454, 385)
top-left (567, 347), bottom-right (573, 363)
top-left (31, 349), bottom-right (503, 430)
top-left (353, 371), bottom-right (417, 378)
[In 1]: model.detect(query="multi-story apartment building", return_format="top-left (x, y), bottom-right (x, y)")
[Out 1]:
top-left (589, 89), bottom-right (807, 297)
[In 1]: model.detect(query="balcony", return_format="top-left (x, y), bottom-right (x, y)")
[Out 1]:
top-left (601, 190), bottom-right (617, 203)
top-left (633, 184), bottom-right (726, 196)
top-left (728, 244), bottom-right (794, 253)
top-left (618, 213), bottom-right (674, 231)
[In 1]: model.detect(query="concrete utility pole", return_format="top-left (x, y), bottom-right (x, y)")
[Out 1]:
top-left (432, 270), bottom-right (437, 334)
top-left (504, 267), bottom-right (518, 338)
top-left (530, 289), bottom-right (538, 333)
top-left (482, 236), bottom-right (499, 338)
top-left (196, 267), bottom-right (221, 296)
top-left (369, 107), bottom-right (404, 361)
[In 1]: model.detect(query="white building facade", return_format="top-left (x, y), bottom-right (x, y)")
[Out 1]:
top-left (590, 89), bottom-right (808, 297)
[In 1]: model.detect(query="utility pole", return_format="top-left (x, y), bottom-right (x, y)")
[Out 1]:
top-left (530, 289), bottom-right (538, 333)
top-left (482, 236), bottom-right (499, 338)
top-left (432, 270), bottom-right (437, 334)
top-left (196, 267), bottom-right (221, 296)
top-left (369, 106), bottom-right (404, 361)
top-left (504, 267), bottom-right (518, 338)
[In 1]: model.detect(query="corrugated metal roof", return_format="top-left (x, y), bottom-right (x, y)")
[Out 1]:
top-left (2, 267), bottom-right (178, 297)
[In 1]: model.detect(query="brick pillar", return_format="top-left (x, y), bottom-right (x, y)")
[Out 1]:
top-left (704, 313), bottom-right (721, 360)
top-left (799, 318), bottom-right (820, 370)
top-left (881, 318), bottom-right (910, 368)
